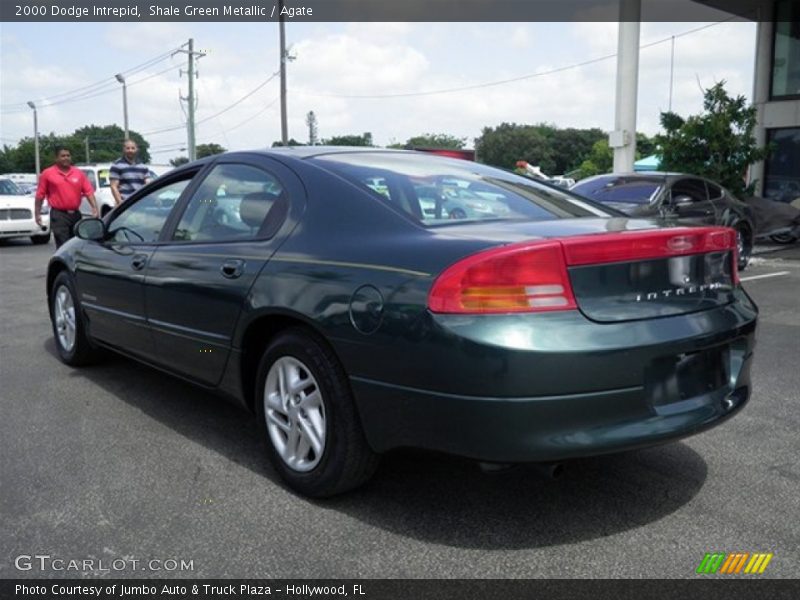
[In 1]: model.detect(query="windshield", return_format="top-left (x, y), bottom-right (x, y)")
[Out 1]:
top-left (572, 176), bottom-right (663, 205)
top-left (0, 179), bottom-right (23, 195)
top-left (311, 152), bottom-right (610, 226)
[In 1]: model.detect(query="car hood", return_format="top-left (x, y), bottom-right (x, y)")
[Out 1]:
top-left (432, 217), bottom-right (670, 243)
top-left (0, 194), bottom-right (35, 209)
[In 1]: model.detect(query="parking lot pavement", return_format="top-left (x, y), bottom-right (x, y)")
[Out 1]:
top-left (1, 239), bottom-right (799, 579)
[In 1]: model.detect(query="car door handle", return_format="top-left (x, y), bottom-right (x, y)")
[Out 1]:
top-left (220, 259), bottom-right (245, 279)
top-left (131, 254), bottom-right (148, 271)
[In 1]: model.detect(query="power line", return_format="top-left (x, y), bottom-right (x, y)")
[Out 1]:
top-left (142, 71), bottom-right (279, 137)
top-left (292, 19), bottom-right (737, 99)
top-left (1, 48), bottom-right (179, 111)
top-left (44, 62), bottom-right (187, 109)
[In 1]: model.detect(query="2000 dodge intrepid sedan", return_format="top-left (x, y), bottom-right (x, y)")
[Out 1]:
top-left (47, 148), bottom-right (757, 497)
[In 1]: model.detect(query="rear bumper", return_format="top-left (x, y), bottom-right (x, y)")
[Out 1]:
top-left (350, 294), bottom-right (757, 462)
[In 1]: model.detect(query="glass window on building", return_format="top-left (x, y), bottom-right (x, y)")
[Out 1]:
top-left (771, 0), bottom-right (800, 98)
top-left (764, 128), bottom-right (800, 203)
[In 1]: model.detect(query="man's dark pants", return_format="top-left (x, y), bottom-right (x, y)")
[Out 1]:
top-left (50, 209), bottom-right (82, 249)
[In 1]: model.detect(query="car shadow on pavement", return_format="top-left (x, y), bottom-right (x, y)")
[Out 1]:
top-left (44, 338), bottom-right (708, 550)
top-left (330, 444), bottom-right (707, 549)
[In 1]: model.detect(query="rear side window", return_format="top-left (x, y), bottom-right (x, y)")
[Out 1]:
top-left (311, 152), bottom-right (608, 226)
top-left (706, 182), bottom-right (724, 200)
top-left (671, 178), bottom-right (709, 203)
top-left (572, 176), bottom-right (662, 205)
top-left (172, 163), bottom-right (288, 242)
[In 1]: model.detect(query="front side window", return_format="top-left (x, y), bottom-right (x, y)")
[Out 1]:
top-left (108, 178), bottom-right (191, 243)
top-left (772, 0), bottom-right (800, 98)
top-left (172, 163), bottom-right (288, 242)
top-left (311, 152), bottom-right (608, 226)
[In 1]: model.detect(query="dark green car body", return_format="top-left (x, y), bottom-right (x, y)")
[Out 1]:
top-left (47, 148), bottom-right (757, 467)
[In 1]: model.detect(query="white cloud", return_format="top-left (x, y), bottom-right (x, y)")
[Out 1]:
top-left (0, 21), bottom-right (757, 161)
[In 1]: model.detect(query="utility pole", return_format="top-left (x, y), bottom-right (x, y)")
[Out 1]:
top-left (279, 0), bottom-right (288, 145)
top-left (27, 101), bottom-right (40, 178)
top-left (175, 39), bottom-right (205, 161)
top-left (610, 0), bottom-right (641, 173)
top-left (85, 137), bottom-right (90, 163)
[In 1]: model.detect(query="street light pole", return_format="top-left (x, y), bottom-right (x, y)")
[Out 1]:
top-left (27, 101), bottom-right (40, 178)
top-left (115, 73), bottom-right (129, 139)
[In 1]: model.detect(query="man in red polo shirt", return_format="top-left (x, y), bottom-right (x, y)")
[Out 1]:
top-left (35, 146), bottom-right (99, 248)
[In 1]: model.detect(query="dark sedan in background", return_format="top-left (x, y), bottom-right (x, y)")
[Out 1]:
top-left (571, 172), bottom-right (755, 269)
top-left (47, 149), bottom-right (757, 497)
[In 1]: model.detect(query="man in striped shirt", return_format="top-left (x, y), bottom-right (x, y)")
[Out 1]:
top-left (109, 140), bottom-right (151, 207)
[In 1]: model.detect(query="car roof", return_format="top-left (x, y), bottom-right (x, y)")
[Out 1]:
top-left (252, 146), bottom-right (419, 159)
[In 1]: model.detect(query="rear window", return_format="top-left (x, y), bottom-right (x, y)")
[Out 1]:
top-left (310, 152), bottom-right (609, 226)
top-left (573, 176), bottom-right (663, 205)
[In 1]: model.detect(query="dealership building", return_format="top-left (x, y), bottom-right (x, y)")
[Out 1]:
top-left (706, 0), bottom-right (800, 200)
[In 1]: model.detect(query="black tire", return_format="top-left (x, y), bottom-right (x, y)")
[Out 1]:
top-left (49, 271), bottom-right (101, 366)
top-left (30, 233), bottom-right (50, 245)
top-left (255, 328), bottom-right (380, 497)
top-left (769, 232), bottom-right (798, 245)
top-left (735, 224), bottom-right (752, 271)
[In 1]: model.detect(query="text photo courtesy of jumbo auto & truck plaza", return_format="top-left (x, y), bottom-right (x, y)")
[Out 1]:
top-left (2, 1), bottom-right (800, 599)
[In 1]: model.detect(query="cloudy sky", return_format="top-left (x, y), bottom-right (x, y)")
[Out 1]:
top-left (1, 19), bottom-right (756, 164)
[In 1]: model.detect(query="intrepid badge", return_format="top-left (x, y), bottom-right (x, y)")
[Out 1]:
top-left (635, 282), bottom-right (726, 302)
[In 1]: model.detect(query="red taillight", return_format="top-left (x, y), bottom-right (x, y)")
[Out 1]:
top-left (428, 227), bottom-right (738, 315)
top-left (428, 241), bottom-right (577, 314)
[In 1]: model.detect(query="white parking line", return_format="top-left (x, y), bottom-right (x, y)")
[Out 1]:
top-left (740, 271), bottom-right (791, 282)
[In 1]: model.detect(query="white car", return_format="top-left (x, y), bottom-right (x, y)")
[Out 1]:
top-left (0, 178), bottom-right (50, 244)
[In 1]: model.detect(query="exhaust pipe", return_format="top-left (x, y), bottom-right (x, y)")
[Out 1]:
top-left (529, 462), bottom-right (565, 480)
top-left (478, 461), bottom-right (565, 480)
top-left (478, 461), bottom-right (514, 473)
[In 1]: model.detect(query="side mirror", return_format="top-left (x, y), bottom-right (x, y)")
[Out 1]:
top-left (75, 218), bottom-right (106, 241)
top-left (672, 194), bottom-right (694, 207)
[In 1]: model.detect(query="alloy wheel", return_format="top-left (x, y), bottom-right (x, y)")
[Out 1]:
top-left (54, 285), bottom-right (76, 352)
top-left (263, 356), bottom-right (326, 472)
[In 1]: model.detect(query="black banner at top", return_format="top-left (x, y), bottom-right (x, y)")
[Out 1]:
top-left (0, 0), bottom-right (774, 23)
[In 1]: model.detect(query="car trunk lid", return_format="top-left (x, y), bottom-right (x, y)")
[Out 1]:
top-left (429, 222), bottom-right (738, 322)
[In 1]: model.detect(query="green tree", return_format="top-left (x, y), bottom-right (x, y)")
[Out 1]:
top-left (542, 126), bottom-right (607, 175)
top-left (170, 156), bottom-right (190, 167)
top-left (404, 133), bottom-right (466, 150)
top-left (654, 82), bottom-right (769, 196)
top-left (636, 132), bottom-right (657, 159)
top-left (574, 139), bottom-right (614, 180)
top-left (196, 143), bottom-right (227, 158)
top-left (72, 124), bottom-right (151, 163)
top-left (322, 132), bottom-right (373, 147)
top-left (475, 123), bottom-right (555, 173)
top-left (271, 138), bottom-right (303, 147)
top-left (0, 125), bottom-right (152, 172)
